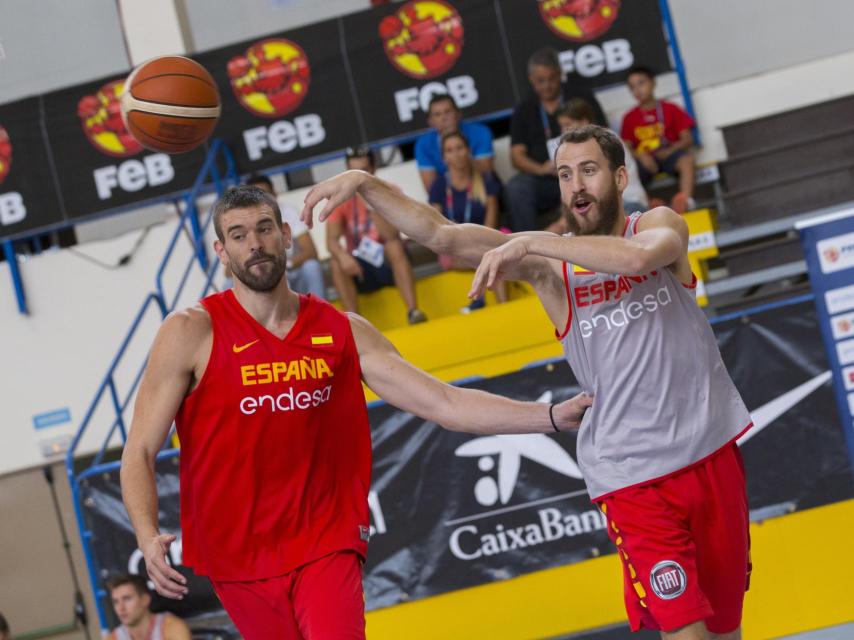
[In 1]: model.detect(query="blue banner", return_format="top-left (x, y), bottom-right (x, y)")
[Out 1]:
top-left (797, 206), bottom-right (854, 475)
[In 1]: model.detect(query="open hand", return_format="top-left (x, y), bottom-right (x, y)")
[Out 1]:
top-left (468, 237), bottom-right (528, 299)
top-left (301, 170), bottom-right (369, 228)
top-left (552, 392), bottom-right (594, 430)
top-left (141, 533), bottom-right (188, 599)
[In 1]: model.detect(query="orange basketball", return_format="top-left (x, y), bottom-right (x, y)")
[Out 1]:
top-left (120, 56), bottom-right (221, 154)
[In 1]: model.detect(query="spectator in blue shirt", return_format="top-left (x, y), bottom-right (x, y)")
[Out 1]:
top-left (415, 94), bottom-right (495, 192)
top-left (429, 130), bottom-right (505, 312)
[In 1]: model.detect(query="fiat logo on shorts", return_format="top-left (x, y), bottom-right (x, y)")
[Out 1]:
top-left (650, 560), bottom-right (687, 600)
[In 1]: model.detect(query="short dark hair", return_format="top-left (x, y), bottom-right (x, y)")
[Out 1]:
top-left (344, 145), bottom-right (376, 168)
top-left (627, 65), bottom-right (655, 80)
top-left (527, 47), bottom-right (561, 74)
top-left (245, 173), bottom-right (273, 191)
top-left (428, 94), bottom-right (458, 113)
top-left (556, 98), bottom-right (597, 124)
top-left (0, 612), bottom-right (8, 635)
top-left (106, 574), bottom-right (149, 597)
top-left (213, 185), bottom-right (283, 242)
top-left (440, 129), bottom-right (470, 151)
top-left (555, 124), bottom-right (625, 171)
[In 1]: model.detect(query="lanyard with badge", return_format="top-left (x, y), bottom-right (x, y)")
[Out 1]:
top-left (445, 174), bottom-right (473, 224)
top-left (350, 197), bottom-right (385, 268)
top-left (539, 99), bottom-right (563, 141)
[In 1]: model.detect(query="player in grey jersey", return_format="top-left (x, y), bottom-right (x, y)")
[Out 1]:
top-left (302, 125), bottom-right (751, 640)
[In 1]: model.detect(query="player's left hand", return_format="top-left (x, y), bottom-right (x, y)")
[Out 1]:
top-left (468, 237), bottom-right (528, 299)
top-left (552, 392), bottom-right (594, 430)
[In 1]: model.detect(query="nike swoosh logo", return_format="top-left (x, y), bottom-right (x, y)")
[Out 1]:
top-left (232, 339), bottom-right (260, 354)
top-left (737, 370), bottom-right (832, 446)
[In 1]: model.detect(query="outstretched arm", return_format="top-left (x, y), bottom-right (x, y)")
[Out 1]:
top-left (470, 207), bottom-right (690, 297)
top-left (302, 170), bottom-right (548, 277)
top-left (351, 314), bottom-right (592, 434)
top-left (120, 310), bottom-right (207, 600)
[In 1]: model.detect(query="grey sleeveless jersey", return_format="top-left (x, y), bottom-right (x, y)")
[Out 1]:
top-left (114, 613), bottom-right (166, 640)
top-left (558, 212), bottom-right (751, 499)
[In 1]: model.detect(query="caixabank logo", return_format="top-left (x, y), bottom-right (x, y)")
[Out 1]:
top-left (538, 0), bottom-right (621, 41)
top-left (379, 0), bottom-right (464, 79)
top-left (227, 38), bottom-right (311, 118)
top-left (77, 80), bottom-right (143, 157)
top-left (0, 125), bottom-right (11, 184)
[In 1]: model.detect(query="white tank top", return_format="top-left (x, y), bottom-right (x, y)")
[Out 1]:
top-left (114, 613), bottom-right (166, 640)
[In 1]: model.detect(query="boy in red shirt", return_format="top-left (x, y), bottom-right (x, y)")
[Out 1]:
top-left (621, 66), bottom-right (697, 214)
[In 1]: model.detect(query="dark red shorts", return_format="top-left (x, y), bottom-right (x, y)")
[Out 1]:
top-left (597, 443), bottom-right (751, 634)
top-left (211, 551), bottom-right (365, 640)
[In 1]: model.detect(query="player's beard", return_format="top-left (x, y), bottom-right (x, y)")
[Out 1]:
top-left (229, 248), bottom-right (287, 292)
top-left (563, 180), bottom-right (620, 237)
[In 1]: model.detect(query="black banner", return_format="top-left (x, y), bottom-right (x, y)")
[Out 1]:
top-left (0, 98), bottom-right (65, 237)
top-left (78, 299), bottom-right (853, 622)
top-left (41, 76), bottom-right (207, 221)
top-left (502, 0), bottom-right (672, 91)
top-left (1, 0), bottom-right (675, 241)
top-left (194, 20), bottom-right (362, 174)
top-left (342, 0), bottom-right (516, 140)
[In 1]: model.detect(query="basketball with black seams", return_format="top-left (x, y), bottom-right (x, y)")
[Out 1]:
top-left (120, 55), bottom-right (221, 154)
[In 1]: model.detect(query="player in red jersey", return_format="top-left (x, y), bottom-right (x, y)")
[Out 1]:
top-left (121, 185), bottom-right (592, 640)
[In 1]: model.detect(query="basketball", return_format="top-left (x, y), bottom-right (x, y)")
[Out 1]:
top-left (120, 55), bottom-right (221, 154)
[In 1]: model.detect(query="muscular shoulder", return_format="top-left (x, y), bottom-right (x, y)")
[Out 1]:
top-left (636, 206), bottom-right (689, 240)
top-left (154, 304), bottom-right (211, 365)
top-left (347, 312), bottom-right (394, 358)
top-left (162, 612), bottom-right (192, 639)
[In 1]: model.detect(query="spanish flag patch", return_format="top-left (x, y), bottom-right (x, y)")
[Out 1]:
top-left (311, 334), bottom-right (334, 346)
top-left (573, 264), bottom-right (595, 276)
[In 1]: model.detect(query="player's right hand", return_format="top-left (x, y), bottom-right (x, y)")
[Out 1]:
top-left (142, 533), bottom-right (188, 599)
top-left (301, 170), bottom-right (369, 228)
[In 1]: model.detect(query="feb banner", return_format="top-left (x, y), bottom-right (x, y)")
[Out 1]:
top-left (797, 207), bottom-right (854, 474)
top-left (77, 298), bottom-right (853, 620)
top-left (41, 76), bottom-right (208, 222)
top-left (341, 0), bottom-right (516, 141)
top-left (0, 98), bottom-right (66, 238)
top-left (501, 0), bottom-right (673, 91)
top-left (194, 19), bottom-right (362, 174)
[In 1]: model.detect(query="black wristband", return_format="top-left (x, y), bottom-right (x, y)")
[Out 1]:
top-left (549, 403), bottom-right (560, 433)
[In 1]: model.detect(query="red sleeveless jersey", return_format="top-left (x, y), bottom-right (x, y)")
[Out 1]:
top-left (174, 290), bottom-right (372, 581)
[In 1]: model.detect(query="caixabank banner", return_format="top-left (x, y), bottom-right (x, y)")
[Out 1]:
top-left (78, 298), bottom-right (852, 622)
top-left (194, 19), bottom-right (362, 174)
top-left (0, 98), bottom-right (65, 237)
top-left (342, 0), bottom-right (516, 140)
top-left (41, 75), bottom-right (208, 221)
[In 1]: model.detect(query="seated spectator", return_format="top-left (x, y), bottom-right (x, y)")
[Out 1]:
top-left (247, 174), bottom-right (326, 299)
top-left (548, 99), bottom-right (649, 216)
top-left (106, 574), bottom-right (191, 640)
top-left (327, 146), bottom-right (427, 324)
top-left (506, 47), bottom-right (606, 231)
top-left (0, 612), bottom-right (8, 640)
top-left (415, 94), bottom-right (495, 192)
top-left (621, 65), bottom-right (697, 214)
top-left (428, 130), bottom-right (506, 312)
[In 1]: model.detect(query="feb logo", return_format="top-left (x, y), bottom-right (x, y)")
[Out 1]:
top-left (649, 560), bottom-right (687, 600)
top-left (228, 39), bottom-right (311, 119)
top-left (379, 0), bottom-right (464, 79)
top-left (0, 125), bottom-right (11, 184)
top-left (538, 0), bottom-right (620, 42)
top-left (77, 80), bottom-right (143, 157)
top-left (823, 246), bottom-right (841, 263)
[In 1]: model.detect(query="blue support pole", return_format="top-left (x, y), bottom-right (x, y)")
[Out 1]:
top-left (3, 239), bottom-right (28, 315)
top-left (658, 0), bottom-right (700, 145)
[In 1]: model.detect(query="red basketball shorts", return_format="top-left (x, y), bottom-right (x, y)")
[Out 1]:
top-left (597, 443), bottom-right (751, 634)
top-left (211, 551), bottom-right (365, 640)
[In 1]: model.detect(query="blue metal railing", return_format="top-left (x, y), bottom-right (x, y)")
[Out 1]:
top-left (65, 139), bottom-right (237, 633)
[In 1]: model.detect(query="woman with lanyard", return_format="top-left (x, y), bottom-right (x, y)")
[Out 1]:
top-left (428, 130), bottom-right (505, 312)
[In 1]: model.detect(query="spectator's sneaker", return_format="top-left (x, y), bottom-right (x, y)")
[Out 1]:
top-left (670, 192), bottom-right (697, 214)
top-left (407, 309), bottom-right (428, 325)
top-left (460, 297), bottom-right (486, 314)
